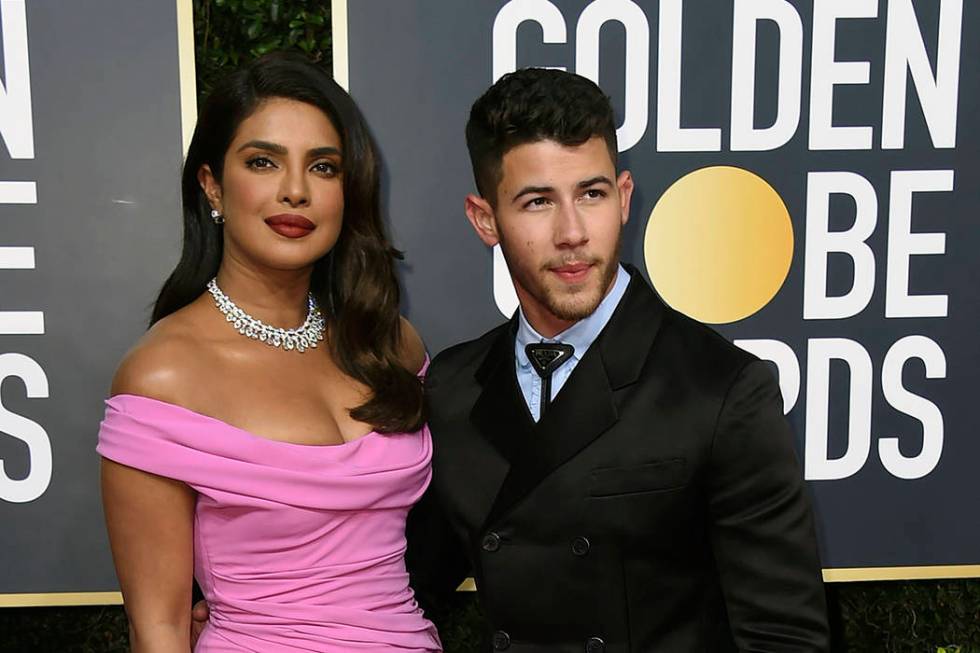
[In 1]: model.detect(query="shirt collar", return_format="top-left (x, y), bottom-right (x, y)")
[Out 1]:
top-left (516, 264), bottom-right (630, 369)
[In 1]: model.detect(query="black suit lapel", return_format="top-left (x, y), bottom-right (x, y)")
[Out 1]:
top-left (485, 350), bottom-right (617, 525)
top-left (469, 320), bottom-right (534, 527)
top-left (484, 266), bottom-right (666, 526)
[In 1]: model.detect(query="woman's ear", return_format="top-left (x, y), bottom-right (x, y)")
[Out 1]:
top-left (197, 164), bottom-right (222, 213)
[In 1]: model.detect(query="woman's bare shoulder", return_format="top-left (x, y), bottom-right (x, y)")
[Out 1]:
top-left (110, 310), bottom-right (210, 404)
top-left (398, 316), bottom-right (427, 374)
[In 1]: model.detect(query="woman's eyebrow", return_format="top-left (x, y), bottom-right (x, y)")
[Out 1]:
top-left (236, 139), bottom-right (286, 154)
top-left (308, 146), bottom-right (341, 158)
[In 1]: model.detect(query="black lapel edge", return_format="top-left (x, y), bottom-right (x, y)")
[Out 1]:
top-left (599, 264), bottom-right (666, 390)
top-left (470, 317), bottom-right (534, 463)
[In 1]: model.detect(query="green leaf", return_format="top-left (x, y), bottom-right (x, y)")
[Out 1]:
top-left (254, 37), bottom-right (281, 55)
top-left (246, 19), bottom-right (262, 39)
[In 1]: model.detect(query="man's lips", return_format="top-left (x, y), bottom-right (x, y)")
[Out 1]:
top-left (264, 214), bottom-right (315, 238)
top-left (549, 261), bottom-right (595, 282)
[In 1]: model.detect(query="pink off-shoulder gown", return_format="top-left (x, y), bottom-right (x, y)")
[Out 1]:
top-left (97, 376), bottom-right (442, 652)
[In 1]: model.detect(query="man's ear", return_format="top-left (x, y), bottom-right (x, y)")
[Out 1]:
top-left (464, 193), bottom-right (500, 247)
top-left (197, 164), bottom-right (223, 213)
top-left (616, 170), bottom-right (634, 226)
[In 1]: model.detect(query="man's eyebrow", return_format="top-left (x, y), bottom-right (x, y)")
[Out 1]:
top-left (512, 185), bottom-right (554, 203)
top-left (578, 175), bottom-right (613, 188)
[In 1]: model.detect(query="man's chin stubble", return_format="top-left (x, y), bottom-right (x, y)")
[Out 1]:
top-left (544, 288), bottom-right (604, 322)
top-left (544, 261), bottom-right (618, 321)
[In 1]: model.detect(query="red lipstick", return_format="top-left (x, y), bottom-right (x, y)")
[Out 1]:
top-left (265, 214), bottom-right (315, 239)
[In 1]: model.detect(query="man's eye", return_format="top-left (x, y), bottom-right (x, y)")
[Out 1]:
top-left (583, 188), bottom-right (606, 199)
top-left (525, 197), bottom-right (550, 209)
top-left (245, 156), bottom-right (275, 169)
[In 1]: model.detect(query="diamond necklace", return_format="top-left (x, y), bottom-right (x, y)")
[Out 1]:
top-left (206, 278), bottom-right (325, 353)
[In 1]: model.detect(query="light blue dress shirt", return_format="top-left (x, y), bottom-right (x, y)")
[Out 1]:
top-left (515, 264), bottom-right (630, 422)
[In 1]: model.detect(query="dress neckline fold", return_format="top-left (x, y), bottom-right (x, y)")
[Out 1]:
top-left (106, 393), bottom-right (386, 449)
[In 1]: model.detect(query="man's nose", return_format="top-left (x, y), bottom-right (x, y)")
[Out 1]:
top-left (554, 203), bottom-right (588, 248)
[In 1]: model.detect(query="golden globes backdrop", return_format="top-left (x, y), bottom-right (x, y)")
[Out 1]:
top-left (0, 0), bottom-right (194, 605)
top-left (335, 0), bottom-right (979, 580)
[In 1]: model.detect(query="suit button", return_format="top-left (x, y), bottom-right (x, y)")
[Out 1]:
top-left (585, 636), bottom-right (605, 653)
top-left (492, 630), bottom-right (511, 650)
top-left (571, 536), bottom-right (591, 556)
top-left (482, 532), bottom-right (502, 552)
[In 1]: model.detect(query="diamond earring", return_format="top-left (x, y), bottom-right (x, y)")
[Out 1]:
top-left (211, 209), bottom-right (224, 225)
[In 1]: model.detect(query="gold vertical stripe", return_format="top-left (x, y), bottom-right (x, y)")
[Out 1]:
top-left (176, 0), bottom-right (198, 154)
top-left (0, 592), bottom-right (123, 608)
top-left (331, 0), bottom-right (349, 90)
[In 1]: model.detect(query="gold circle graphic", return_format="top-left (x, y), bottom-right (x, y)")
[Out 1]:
top-left (644, 166), bottom-right (793, 324)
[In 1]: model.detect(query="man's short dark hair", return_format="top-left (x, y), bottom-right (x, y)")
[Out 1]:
top-left (465, 68), bottom-right (618, 206)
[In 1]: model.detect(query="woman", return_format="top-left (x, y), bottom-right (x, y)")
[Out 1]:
top-left (98, 53), bottom-right (441, 652)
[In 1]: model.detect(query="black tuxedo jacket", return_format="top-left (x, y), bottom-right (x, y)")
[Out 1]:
top-left (410, 268), bottom-right (829, 652)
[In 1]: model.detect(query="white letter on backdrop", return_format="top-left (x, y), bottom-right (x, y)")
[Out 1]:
top-left (0, 0), bottom-right (34, 159)
top-left (882, 0), bottom-right (963, 149)
top-left (803, 172), bottom-right (877, 320)
top-left (808, 0), bottom-right (877, 150)
top-left (879, 336), bottom-right (946, 480)
top-left (492, 0), bottom-right (567, 82)
top-left (804, 338), bottom-right (873, 481)
top-left (0, 247), bottom-right (44, 335)
top-left (656, 0), bottom-right (721, 151)
top-left (0, 354), bottom-right (51, 503)
top-left (575, 0), bottom-right (649, 151)
top-left (730, 0), bottom-right (803, 151)
top-left (885, 170), bottom-right (953, 318)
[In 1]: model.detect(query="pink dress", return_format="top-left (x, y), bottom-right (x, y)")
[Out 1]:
top-left (97, 386), bottom-right (442, 652)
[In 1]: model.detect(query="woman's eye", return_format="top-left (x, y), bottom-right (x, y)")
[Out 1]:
top-left (311, 161), bottom-right (339, 176)
top-left (245, 156), bottom-right (275, 169)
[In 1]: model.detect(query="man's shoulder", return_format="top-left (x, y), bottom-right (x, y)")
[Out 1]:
top-left (651, 301), bottom-right (760, 386)
top-left (619, 272), bottom-right (758, 380)
top-left (430, 321), bottom-right (511, 383)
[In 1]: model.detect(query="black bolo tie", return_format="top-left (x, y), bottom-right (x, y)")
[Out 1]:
top-left (525, 343), bottom-right (575, 417)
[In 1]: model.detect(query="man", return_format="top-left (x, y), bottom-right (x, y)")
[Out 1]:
top-left (408, 68), bottom-right (829, 652)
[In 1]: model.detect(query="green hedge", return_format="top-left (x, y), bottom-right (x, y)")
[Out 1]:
top-left (3, 2), bottom-right (977, 651)
top-left (193, 0), bottom-right (331, 100)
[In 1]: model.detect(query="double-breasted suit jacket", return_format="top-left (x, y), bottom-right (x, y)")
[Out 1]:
top-left (410, 268), bottom-right (829, 652)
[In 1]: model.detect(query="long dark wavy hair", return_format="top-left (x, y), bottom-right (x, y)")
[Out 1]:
top-left (152, 52), bottom-right (423, 433)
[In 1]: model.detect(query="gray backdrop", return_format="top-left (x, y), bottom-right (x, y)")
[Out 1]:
top-left (0, 1), bottom-right (184, 595)
top-left (346, 0), bottom-right (979, 574)
top-left (1, 0), bottom-right (976, 599)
